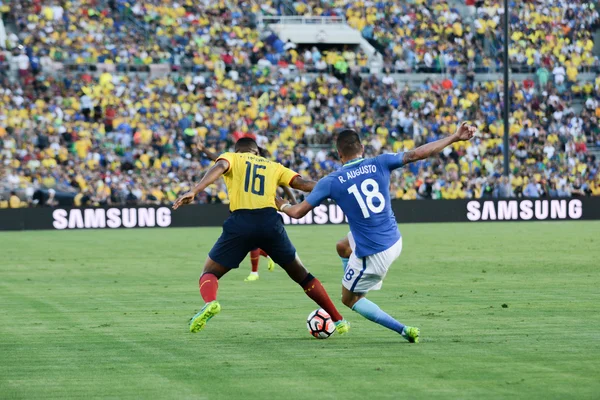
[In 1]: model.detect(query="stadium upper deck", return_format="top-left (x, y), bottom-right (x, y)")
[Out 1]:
top-left (3, 0), bottom-right (599, 74)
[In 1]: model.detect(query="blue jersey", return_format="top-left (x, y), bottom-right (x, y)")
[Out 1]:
top-left (306, 153), bottom-right (404, 258)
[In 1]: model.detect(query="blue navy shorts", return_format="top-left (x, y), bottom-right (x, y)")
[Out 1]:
top-left (208, 208), bottom-right (297, 269)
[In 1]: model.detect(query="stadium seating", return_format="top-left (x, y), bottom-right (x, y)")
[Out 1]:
top-left (1, 66), bottom-right (599, 208)
top-left (1, 0), bottom-right (599, 208)
top-left (8, 1), bottom-right (598, 74)
top-left (471, 0), bottom-right (600, 73)
top-left (286, 0), bottom-right (600, 73)
top-left (10, 0), bottom-right (165, 65)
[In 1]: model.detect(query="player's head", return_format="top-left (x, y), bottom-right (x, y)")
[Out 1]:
top-left (336, 129), bottom-right (364, 163)
top-left (235, 137), bottom-right (260, 156)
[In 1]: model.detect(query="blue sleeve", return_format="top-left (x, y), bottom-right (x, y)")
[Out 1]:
top-left (377, 152), bottom-right (405, 171)
top-left (306, 178), bottom-right (332, 207)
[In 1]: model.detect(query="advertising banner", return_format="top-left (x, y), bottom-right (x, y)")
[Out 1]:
top-left (0, 198), bottom-right (596, 231)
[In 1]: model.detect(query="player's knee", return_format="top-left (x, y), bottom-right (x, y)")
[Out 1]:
top-left (341, 295), bottom-right (354, 308)
top-left (336, 239), bottom-right (351, 258)
top-left (202, 257), bottom-right (229, 279)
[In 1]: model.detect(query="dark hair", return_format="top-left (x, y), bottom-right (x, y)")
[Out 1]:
top-left (235, 137), bottom-right (259, 153)
top-left (336, 129), bottom-right (362, 158)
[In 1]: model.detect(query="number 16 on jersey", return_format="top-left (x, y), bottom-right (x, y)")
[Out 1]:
top-left (244, 161), bottom-right (266, 195)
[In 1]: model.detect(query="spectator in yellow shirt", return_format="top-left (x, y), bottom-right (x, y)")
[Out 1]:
top-left (9, 192), bottom-right (21, 208)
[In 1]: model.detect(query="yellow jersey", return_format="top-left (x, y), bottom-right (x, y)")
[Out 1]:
top-left (216, 152), bottom-right (299, 212)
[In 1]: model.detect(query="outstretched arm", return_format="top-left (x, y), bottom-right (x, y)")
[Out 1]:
top-left (173, 159), bottom-right (229, 209)
top-left (403, 122), bottom-right (476, 165)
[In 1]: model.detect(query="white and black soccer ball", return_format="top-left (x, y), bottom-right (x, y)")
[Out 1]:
top-left (306, 309), bottom-right (335, 339)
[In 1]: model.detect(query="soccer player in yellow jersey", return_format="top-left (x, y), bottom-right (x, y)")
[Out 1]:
top-left (197, 142), bottom-right (290, 281)
top-left (173, 138), bottom-right (349, 335)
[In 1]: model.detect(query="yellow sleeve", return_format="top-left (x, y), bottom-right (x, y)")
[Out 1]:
top-left (215, 152), bottom-right (235, 174)
top-left (278, 164), bottom-right (300, 187)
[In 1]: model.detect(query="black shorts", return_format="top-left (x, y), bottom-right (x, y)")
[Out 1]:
top-left (208, 208), bottom-right (296, 269)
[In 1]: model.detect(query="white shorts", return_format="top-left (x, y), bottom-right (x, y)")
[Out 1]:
top-left (342, 232), bottom-right (403, 293)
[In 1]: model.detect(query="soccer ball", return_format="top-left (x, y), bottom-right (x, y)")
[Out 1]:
top-left (307, 309), bottom-right (336, 339)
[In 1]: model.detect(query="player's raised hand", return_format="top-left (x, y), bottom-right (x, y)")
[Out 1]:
top-left (454, 122), bottom-right (477, 141)
top-left (173, 191), bottom-right (196, 210)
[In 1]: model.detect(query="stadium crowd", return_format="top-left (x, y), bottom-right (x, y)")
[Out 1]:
top-left (471, 0), bottom-right (600, 73)
top-left (2, 0), bottom-right (371, 75)
top-left (1, 0), bottom-right (600, 208)
top-left (4, 0), bottom-right (599, 75)
top-left (1, 64), bottom-right (599, 208)
top-left (279, 0), bottom-right (600, 73)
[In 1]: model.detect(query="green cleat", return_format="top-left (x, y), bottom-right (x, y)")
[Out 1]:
top-left (334, 319), bottom-right (350, 335)
top-left (189, 301), bottom-right (221, 333)
top-left (244, 273), bottom-right (259, 282)
top-left (267, 257), bottom-right (275, 272)
top-left (402, 326), bottom-right (420, 343)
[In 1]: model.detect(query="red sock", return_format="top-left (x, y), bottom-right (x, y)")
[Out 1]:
top-left (250, 249), bottom-right (260, 272)
top-left (199, 273), bottom-right (218, 302)
top-left (301, 276), bottom-right (343, 322)
top-left (259, 249), bottom-right (268, 258)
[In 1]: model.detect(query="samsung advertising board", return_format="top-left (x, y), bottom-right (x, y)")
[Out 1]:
top-left (465, 199), bottom-right (583, 222)
top-left (0, 199), bottom-right (598, 231)
top-left (280, 204), bottom-right (348, 225)
top-left (51, 207), bottom-right (173, 230)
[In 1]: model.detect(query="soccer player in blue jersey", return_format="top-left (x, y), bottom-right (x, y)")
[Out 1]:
top-left (276, 122), bottom-right (476, 343)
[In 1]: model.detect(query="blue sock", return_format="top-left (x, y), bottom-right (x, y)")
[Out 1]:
top-left (340, 257), bottom-right (349, 272)
top-left (352, 298), bottom-right (405, 334)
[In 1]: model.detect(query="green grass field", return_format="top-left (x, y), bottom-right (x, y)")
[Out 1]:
top-left (1, 222), bottom-right (599, 399)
